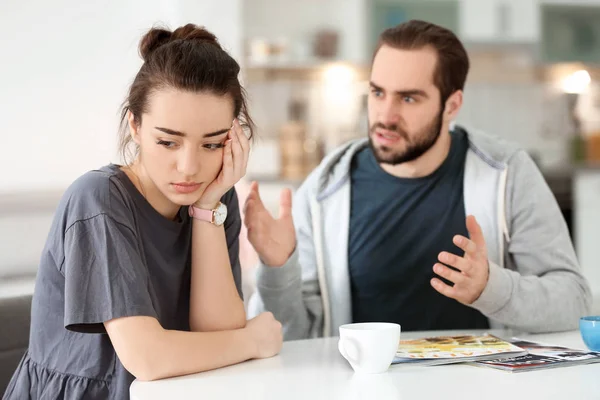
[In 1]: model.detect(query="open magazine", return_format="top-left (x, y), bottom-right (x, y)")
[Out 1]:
top-left (393, 334), bottom-right (527, 366)
top-left (473, 338), bottom-right (600, 372)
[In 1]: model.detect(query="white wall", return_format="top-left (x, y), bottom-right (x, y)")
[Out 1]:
top-left (0, 0), bottom-right (242, 193)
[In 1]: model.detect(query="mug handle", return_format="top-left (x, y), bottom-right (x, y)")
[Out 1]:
top-left (338, 337), bottom-right (360, 364)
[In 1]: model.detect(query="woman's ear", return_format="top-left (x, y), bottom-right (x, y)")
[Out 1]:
top-left (127, 111), bottom-right (141, 145)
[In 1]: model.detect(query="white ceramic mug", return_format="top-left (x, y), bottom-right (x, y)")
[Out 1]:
top-left (338, 322), bottom-right (401, 374)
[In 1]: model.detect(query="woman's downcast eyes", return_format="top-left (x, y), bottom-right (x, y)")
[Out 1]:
top-left (156, 140), bottom-right (226, 151)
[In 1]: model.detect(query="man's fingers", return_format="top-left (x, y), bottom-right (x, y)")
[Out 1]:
top-left (248, 181), bottom-right (258, 199)
top-left (243, 197), bottom-right (255, 217)
top-left (453, 235), bottom-right (478, 256)
top-left (244, 195), bottom-right (267, 217)
top-left (430, 278), bottom-right (457, 299)
top-left (466, 215), bottom-right (486, 251)
top-left (248, 181), bottom-right (265, 206)
top-left (433, 263), bottom-right (465, 285)
top-left (438, 252), bottom-right (472, 274)
top-left (279, 189), bottom-right (292, 219)
top-left (244, 207), bottom-right (264, 232)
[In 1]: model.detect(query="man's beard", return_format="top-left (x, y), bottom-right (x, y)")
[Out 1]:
top-left (368, 109), bottom-right (444, 166)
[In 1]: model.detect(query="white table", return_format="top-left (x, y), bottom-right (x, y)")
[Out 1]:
top-left (130, 329), bottom-right (600, 400)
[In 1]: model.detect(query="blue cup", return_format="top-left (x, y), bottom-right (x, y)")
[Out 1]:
top-left (580, 316), bottom-right (600, 352)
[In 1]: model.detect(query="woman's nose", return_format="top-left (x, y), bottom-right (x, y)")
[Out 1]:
top-left (176, 147), bottom-right (200, 177)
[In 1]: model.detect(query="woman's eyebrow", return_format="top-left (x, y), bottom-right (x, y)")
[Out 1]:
top-left (154, 126), bottom-right (231, 138)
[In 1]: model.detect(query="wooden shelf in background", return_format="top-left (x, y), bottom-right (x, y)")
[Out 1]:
top-left (243, 61), bottom-right (370, 83)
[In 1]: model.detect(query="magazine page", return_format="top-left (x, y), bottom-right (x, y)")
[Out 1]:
top-left (393, 334), bottom-right (526, 366)
top-left (475, 338), bottom-right (600, 372)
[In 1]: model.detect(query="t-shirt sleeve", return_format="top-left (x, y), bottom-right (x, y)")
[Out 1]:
top-left (62, 213), bottom-right (158, 333)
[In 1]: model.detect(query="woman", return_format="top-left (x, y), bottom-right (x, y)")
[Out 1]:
top-left (3, 24), bottom-right (283, 400)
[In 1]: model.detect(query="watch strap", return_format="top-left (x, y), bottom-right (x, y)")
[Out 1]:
top-left (188, 205), bottom-right (213, 223)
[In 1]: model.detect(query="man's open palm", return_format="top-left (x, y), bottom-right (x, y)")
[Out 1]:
top-left (244, 182), bottom-right (296, 267)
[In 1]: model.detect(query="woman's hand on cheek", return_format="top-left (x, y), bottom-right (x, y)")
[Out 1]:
top-left (195, 119), bottom-right (250, 209)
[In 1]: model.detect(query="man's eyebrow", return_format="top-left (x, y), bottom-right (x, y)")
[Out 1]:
top-left (154, 126), bottom-right (231, 138)
top-left (370, 81), bottom-right (428, 98)
top-left (370, 81), bottom-right (383, 92)
top-left (396, 89), bottom-right (428, 98)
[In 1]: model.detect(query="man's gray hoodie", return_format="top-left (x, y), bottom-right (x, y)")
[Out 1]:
top-left (248, 126), bottom-right (592, 339)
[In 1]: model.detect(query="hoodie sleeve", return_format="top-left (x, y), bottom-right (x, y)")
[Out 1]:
top-left (247, 168), bottom-right (325, 340)
top-left (471, 150), bottom-right (591, 332)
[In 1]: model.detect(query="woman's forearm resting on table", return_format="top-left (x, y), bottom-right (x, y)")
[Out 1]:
top-left (104, 316), bottom-right (255, 381)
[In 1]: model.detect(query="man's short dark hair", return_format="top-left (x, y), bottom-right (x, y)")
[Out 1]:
top-left (375, 20), bottom-right (470, 104)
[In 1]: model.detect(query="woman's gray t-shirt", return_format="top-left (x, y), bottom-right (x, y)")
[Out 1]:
top-left (3, 164), bottom-right (243, 400)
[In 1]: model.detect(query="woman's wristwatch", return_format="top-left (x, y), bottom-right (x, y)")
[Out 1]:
top-left (188, 202), bottom-right (228, 226)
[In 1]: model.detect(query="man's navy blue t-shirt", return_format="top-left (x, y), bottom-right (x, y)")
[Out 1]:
top-left (348, 130), bottom-right (490, 331)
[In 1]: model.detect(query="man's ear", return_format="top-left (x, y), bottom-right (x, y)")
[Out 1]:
top-left (444, 90), bottom-right (463, 121)
top-left (127, 111), bottom-right (141, 145)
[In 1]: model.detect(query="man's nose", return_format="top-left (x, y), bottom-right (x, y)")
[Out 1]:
top-left (378, 98), bottom-right (401, 127)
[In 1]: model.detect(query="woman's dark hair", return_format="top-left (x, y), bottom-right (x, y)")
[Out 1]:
top-left (118, 23), bottom-right (255, 162)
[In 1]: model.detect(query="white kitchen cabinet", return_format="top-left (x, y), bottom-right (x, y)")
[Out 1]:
top-left (243, 0), bottom-right (370, 64)
top-left (574, 170), bottom-right (600, 313)
top-left (505, 0), bottom-right (540, 42)
top-left (460, 0), bottom-right (540, 43)
top-left (460, 0), bottom-right (497, 41)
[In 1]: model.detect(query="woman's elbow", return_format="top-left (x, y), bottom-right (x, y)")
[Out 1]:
top-left (228, 309), bottom-right (248, 330)
top-left (120, 351), bottom-right (167, 381)
top-left (130, 367), bottom-right (159, 382)
top-left (229, 316), bottom-right (247, 330)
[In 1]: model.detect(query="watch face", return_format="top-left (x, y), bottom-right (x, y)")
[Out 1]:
top-left (213, 202), bottom-right (228, 226)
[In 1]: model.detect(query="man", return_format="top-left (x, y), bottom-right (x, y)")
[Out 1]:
top-left (244, 20), bottom-right (591, 339)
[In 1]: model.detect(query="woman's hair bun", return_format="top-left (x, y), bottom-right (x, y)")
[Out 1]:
top-left (139, 24), bottom-right (221, 61)
top-left (139, 27), bottom-right (172, 61)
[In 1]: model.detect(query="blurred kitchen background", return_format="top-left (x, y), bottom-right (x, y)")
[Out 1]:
top-left (2, 0), bottom-right (600, 313)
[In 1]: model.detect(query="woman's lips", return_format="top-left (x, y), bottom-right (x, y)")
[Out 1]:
top-left (172, 182), bottom-right (202, 194)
